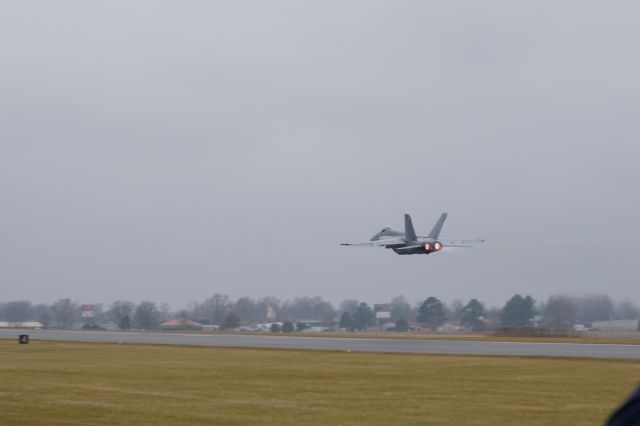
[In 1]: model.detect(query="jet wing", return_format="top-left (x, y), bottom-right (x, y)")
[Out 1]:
top-left (438, 238), bottom-right (485, 247)
top-left (341, 237), bottom-right (406, 247)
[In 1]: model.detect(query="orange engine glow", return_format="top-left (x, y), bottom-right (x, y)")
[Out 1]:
top-left (424, 243), bottom-right (432, 251)
top-left (434, 241), bottom-right (443, 251)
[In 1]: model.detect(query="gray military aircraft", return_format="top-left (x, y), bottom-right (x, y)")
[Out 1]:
top-left (341, 213), bottom-right (484, 255)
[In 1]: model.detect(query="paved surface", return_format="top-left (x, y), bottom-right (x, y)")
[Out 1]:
top-left (1, 329), bottom-right (639, 359)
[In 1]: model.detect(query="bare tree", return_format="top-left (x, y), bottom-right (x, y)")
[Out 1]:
top-left (211, 294), bottom-right (232, 324)
top-left (614, 301), bottom-right (639, 320)
top-left (339, 299), bottom-right (359, 315)
top-left (542, 295), bottom-right (577, 331)
top-left (92, 303), bottom-right (106, 325)
top-left (449, 299), bottom-right (465, 323)
top-left (33, 303), bottom-right (53, 328)
top-left (158, 303), bottom-right (172, 322)
top-left (191, 294), bottom-right (232, 325)
top-left (51, 298), bottom-right (79, 329)
top-left (187, 300), bottom-right (202, 321)
top-left (390, 295), bottom-right (411, 321)
top-left (222, 313), bottom-right (241, 329)
top-left (279, 297), bottom-right (335, 322)
top-left (134, 301), bottom-right (160, 329)
top-left (256, 296), bottom-right (281, 322)
top-left (107, 301), bottom-right (134, 325)
top-left (484, 307), bottom-right (502, 330)
top-left (4, 300), bottom-right (33, 324)
top-left (233, 297), bottom-right (258, 322)
top-left (577, 294), bottom-right (614, 325)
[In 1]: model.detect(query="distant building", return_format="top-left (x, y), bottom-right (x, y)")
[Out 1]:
top-left (591, 320), bottom-right (638, 332)
top-left (159, 318), bottom-right (204, 330)
top-left (0, 321), bottom-right (43, 329)
top-left (255, 322), bottom-right (282, 331)
top-left (373, 304), bottom-right (393, 330)
top-left (102, 322), bottom-right (121, 331)
top-left (437, 322), bottom-right (467, 333)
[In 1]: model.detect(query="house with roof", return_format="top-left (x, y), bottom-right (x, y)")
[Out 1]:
top-left (159, 317), bottom-right (204, 330)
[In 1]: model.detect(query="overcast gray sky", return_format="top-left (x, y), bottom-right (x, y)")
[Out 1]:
top-left (1, 1), bottom-right (639, 309)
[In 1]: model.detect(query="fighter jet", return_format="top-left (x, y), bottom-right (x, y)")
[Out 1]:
top-left (341, 213), bottom-right (484, 255)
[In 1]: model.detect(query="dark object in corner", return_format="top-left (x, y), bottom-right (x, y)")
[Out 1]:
top-left (18, 334), bottom-right (29, 344)
top-left (606, 385), bottom-right (640, 426)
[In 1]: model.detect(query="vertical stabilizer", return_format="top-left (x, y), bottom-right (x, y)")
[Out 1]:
top-left (404, 214), bottom-right (417, 242)
top-left (427, 213), bottom-right (448, 239)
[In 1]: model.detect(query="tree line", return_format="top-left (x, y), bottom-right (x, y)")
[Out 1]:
top-left (0, 293), bottom-right (638, 331)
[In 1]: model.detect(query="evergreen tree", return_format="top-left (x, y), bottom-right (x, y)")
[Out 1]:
top-left (119, 315), bottom-right (131, 330)
top-left (461, 299), bottom-right (486, 332)
top-left (270, 323), bottom-right (281, 332)
top-left (352, 303), bottom-right (374, 330)
top-left (395, 318), bottom-right (409, 332)
top-left (501, 295), bottom-right (536, 328)
top-left (281, 320), bottom-right (294, 333)
top-left (339, 311), bottom-right (353, 329)
top-left (417, 297), bottom-right (446, 330)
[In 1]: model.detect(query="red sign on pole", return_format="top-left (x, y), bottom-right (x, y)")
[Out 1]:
top-left (81, 304), bottom-right (95, 318)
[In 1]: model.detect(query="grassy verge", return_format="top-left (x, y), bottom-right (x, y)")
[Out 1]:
top-left (1, 341), bottom-right (639, 425)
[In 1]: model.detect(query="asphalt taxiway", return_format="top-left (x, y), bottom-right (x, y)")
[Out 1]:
top-left (1, 329), bottom-right (639, 359)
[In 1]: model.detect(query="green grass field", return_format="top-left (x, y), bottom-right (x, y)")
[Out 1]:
top-left (1, 341), bottom-right (639, 426)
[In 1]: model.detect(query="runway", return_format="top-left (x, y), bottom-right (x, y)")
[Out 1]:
top-left (2, 329), bottom-right (640, 359)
